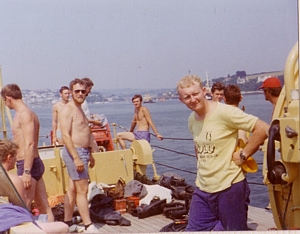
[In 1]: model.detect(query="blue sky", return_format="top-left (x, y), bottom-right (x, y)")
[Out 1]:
top-left (0, 0), bottom-right (298, 90)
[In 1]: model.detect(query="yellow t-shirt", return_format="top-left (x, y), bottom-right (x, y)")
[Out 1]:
top-left (188, 102), bottom-right (258, 193)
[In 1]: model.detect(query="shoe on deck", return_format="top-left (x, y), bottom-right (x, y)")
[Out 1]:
top-left (69, 224), bottom-right (85, 233)
top-left (84, 224), bottom-right (99, 233)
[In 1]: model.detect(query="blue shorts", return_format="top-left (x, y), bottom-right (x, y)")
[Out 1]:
top-left (186, 179), bottom-right (250, 231)
top-left (17, 157), bottom-right (45, 181)
top-left (62, 147), bottom-right (90, 181)
top-left (133, 130), bottom-right (150, 142)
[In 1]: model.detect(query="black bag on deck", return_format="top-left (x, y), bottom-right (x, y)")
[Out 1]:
top-left (89, 194), bottom-right (131, 226)
top-left (159, 173), bottom-right (195, 200)
top-left (51, 203), bottom-right (64, 221)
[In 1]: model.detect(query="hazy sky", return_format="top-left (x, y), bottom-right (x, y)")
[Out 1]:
top-left (0, 0), bottom-right (298, 90)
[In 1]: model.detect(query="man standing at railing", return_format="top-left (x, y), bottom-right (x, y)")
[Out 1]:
top-left (1, 83), bottom-right (54, 222)
top-left (116, 94), bottom-right (163, 149)
top-left (177, 75), bottom-right (269, 231)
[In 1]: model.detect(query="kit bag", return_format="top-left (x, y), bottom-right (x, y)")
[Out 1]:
top-left (107, 178), bottom-right (126, 199)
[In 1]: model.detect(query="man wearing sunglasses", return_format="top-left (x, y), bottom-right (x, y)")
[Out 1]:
top-left (59, 78), bottom-right (99, 233)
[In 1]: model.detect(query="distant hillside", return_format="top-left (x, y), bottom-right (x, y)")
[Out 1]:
top-left (212, 70), bottom-right (284, 92)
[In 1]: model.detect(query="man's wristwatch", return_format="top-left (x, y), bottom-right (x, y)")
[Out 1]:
top-left (240, 151), bottom-right (247, 161)
top-left (24, 169), bottom-right (31, 175)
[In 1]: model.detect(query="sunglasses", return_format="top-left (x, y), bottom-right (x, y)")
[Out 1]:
top-left (74, 89), bottom-right (86, 94)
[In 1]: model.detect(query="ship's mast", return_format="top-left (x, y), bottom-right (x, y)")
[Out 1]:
top-left (0, 66), bottom-right (13, 139)
top-left (205, 71), bottom-right (212, 92)
top-left (0, 65), bottom-right (7, 138)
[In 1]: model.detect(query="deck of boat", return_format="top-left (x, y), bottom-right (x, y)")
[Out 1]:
top-left (92, 205), bottom-right (276, 233)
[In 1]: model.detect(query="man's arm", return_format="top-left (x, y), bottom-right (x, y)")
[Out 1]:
top-left (19, 111), bottom-right (36, 187)
top-left (51, 104), bottom-right (58, 145)
top-left (142, 107), bottom-right (163, 140)
top-left (59, 106), bottom-right (84, 172)
top-left (88, 133), bottom-right (99, 168)
top-left (232, 119), bottom-right (269, 166)
top-left (129, 116), bottom-right (137, 132)
top-left (88, 119), bottom-right (101, 126)
top-left (9, 173), bottom-right (26, 202)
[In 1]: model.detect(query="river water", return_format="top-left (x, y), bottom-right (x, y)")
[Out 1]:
top-left (6, 92), bottom-right (273, 209)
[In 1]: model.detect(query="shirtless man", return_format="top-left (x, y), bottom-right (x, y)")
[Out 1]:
top-left (0, 139), bottom-right (68, 234)
top-left (51, 86), bottom-right (70, 145)
top-left (59, 78), bottom-right (99, 233)
top-left (116, 94), bottom-right (163, 149)
top-left (1, 84), bottom-right (54, 222)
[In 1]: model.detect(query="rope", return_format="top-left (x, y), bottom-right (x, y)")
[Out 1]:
top-left (113, 124), bottom-right (266, 186)
top-left (39, 134), bottom-right (50, 138)
top-left (155, 161), bottom-right (265, 186)
top-left (114, 125), bottom-right (193, 140)
top-left (247, 181), bottom-right (266, 186)
top-left (150, 132), bottom-right (192, 140)
top-left (155, 162), bottom-right (197, 175)
top-left (152, 145), bottom-right (196, 158)
top-left (113, 124), bottom-right (129, 132)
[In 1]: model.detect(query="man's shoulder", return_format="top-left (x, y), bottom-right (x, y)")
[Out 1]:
top-left (60, 102), bottom-right (73, 113)
top-left (141, 106), bottom-right (149, 112)
top-left (18, 106), bottom-right (35, 117)
top-left (216, 102), bottom-right (238, 112)
top-left (54, 101), bottom-right (67, 109)
top-left (52, 102), bottom-right (60, 110)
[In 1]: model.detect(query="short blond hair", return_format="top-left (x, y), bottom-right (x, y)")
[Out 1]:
top-left (177, 75), bottom-right (203, 93)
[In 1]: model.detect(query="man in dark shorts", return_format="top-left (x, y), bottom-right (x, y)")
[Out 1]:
top-left (116, 94), bottom-right (163, 149)
top-left (1, 83), bottom-right (54, 222)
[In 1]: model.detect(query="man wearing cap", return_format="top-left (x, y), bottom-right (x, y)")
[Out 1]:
top-left (258, 76), bottom-right (282, 210)
top-left (258, 76), bottom-right (282, 110)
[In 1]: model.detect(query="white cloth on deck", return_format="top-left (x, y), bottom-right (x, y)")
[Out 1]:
top-left (139, 184), bottom-right (172, 205)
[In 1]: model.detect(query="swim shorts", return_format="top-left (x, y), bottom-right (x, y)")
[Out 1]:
top-left (16, 157), bottom-right (45, 181)
top-left (133, 130), bottom-right (151, 142)
top-left (62, 147), bottom-right (90, 181)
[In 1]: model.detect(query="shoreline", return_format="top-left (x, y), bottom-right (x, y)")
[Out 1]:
top-left (241, 90), bottom-right (263, 95)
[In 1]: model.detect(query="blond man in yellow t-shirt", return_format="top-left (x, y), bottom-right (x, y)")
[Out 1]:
top-left (177, 75), bottom-right (269, 231)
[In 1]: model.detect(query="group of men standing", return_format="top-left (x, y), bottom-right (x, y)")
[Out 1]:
top-left (176, 75), bottom-right (282, 231)
top-left (1, 78), bottom-right (100, 232)
top-left (0, 74), bottom-right (282, 232)
top-left (1, 77), bottom-right (164, 233)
